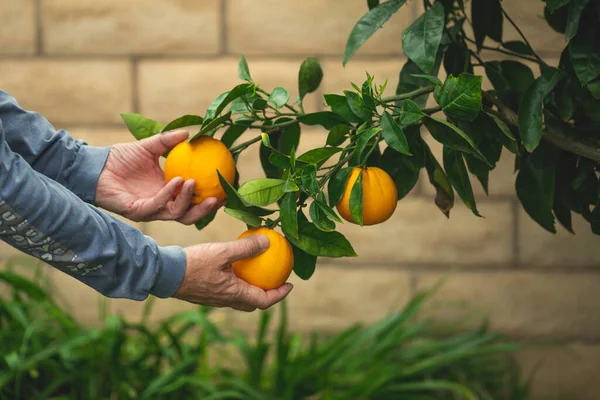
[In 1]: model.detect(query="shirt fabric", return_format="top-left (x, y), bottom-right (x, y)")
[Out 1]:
top-left (0, 89), bottom-right (186, 301)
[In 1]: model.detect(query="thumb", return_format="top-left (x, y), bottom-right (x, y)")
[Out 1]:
top-left (224, 235), bottom-right (270, 264)
top-left (140, 130), bottom-right (189, 155)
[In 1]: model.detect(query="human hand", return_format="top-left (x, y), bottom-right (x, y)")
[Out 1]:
top-left (96, 130), bottom-right (222, 224)
top-left (173, 234), bottom-right (294, 311)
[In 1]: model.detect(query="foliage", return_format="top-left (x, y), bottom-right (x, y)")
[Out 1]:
top-left (121, 0), bottom-right (600, 283)
top-left (0, 261), bottom-right (535, 400)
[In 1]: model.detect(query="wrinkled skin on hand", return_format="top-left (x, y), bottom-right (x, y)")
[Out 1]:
top-left (96, 130), bottom-right (222, 224)
top-left (174, 234), bottom-right (294, 312)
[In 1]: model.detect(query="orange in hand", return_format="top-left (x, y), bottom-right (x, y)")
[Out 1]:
top-left (163, 136), bottom-right (236, 204)
top-left (336, 167), bottom-right (398, 226)
top-left (232, 227), bottom-right (294, 290)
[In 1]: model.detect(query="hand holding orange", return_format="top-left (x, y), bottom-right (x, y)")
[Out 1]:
top-left (163, 136), bottom-right (236, 204)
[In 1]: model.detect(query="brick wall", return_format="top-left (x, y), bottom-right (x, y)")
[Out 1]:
top-left (0, 1), bottom-right (598, 398)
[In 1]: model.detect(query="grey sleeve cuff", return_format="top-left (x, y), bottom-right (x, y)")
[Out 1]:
top-left (150, 245), bottom-right (187, 298)
top-left (67, 145), bottom-right (110, 204)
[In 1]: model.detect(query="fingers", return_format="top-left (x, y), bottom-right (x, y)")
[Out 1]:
top-left (133, 177), bottom-right (183, 219)
top-left (140, 130), bottom-right (189, 156)
top-left (222, 235), bottom-right (270, 264)
top-left (236, 282), bottom-right (294, 310)
top-left (177, 197), bottom-right (220, 225)
top-left (167, 179), bottom-right (196, 218)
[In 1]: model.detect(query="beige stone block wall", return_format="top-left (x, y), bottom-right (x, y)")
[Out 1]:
top-left (1, 1), bottom-right (598, 398)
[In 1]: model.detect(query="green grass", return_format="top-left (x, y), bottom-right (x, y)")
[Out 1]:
top-left (0, 260), bottom-right (536, 400)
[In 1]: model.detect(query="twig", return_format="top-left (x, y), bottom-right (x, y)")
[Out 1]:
top-left (381, 86), bottom-right (435, 103)
top-left (257, 88), bottom-right (301, 115)
top-left (482, 92), bottom-right (600, 162)
top-left (500, 8), bottom-right (545, 65)
top-left (463, 37), bottom-right (539, 64)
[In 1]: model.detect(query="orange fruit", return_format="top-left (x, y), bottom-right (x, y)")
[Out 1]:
top-left (231, 227), bottom-right (294, 290)
top-left (336, 167), bottom-right (398, 226)
top-left (163, 136), bottom-right (236, 204)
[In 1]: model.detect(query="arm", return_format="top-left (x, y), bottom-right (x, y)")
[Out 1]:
top-left (0, 89), bottom-right (109, 204)
top-left (0, 119), bottom-right (185, 300)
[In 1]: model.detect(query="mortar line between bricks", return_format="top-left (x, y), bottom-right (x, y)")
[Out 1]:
top-left (34, 0), bottom-right (44, 55)
top-left (414, 192), bottom-right (517, 203)
top-left (0, 52), bottom-right (563, 62)
top-left (316, 261), bottom-right (600, 274)
top-left (220, 0), bottom-right (228, 56)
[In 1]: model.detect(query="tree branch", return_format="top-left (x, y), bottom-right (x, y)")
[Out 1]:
top-left (482, 92), bottom-right (600, 162)
top-left (382, 86), bottom-right (435, 103)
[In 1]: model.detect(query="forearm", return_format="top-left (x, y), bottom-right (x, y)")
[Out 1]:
top-left (0, 131), bottom-right (185, 300)
top-left (0, 89), bottom-right (109, 203)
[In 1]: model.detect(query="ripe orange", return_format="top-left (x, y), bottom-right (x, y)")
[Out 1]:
top-left (336, 167), bottom-right (398, 226)
top-left (232, 227), bottom-right (294, 290)
top-left (163, 136), bottom-right (236, 204)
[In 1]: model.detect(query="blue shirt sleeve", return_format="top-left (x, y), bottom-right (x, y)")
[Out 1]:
top-left (0, 89), bottom-right (109, 204)
top-left (0, 117), bottom-right (186, 300)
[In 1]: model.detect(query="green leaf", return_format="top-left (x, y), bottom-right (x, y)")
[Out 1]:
top-left (565, 0), bottom-right (590, 40)
top-left (300, 165), bottom-right (319, 195)
top-left (423, 116), bottom-right (490, 165)
top-left (191, 112), bottom-right (232, 142)
top-left (518, 68), bottom-right (564, 152)
top-left (381, 112), bottom-right (411, 155)
top-left (588, 78), bottom-right (600, 100)
top-left (194, 210), bottom-right (217, 231)
top-left (328, 167), bottom-right (352, 207)
top-left (367, 0), bottom-right (380, 10)
top-left (281, 193), bottom-right (299, 239)
top-left (217, 171), bottom-right (274, 218)
top-left (224, 208), bottom-right (262, 228)
top-left (269, 153), bottom-right (291, 169)
top-left (309, 201), bottom-right (335, 232)
top-left (401, 2), bottom-right (445, 74)
top-left (380, 129), bottom-right (423, 200)
top-left (516, 143), bottom-right (558, 233)
top-left (423, 141), bottom-right (454, 217)
top-left (253, 98), bottom-right (268, 110)
top-left (324, 94), bottom-right (361, 123)
top-left (121, 113), bottom-right (164, 140)
top-left (327, 125), bottom-right (351, 146)
top-left (286, 218), bottom-right (357, 257)
top-left (434, 73), bottom-right (483, 122)
top-left (592, 204), bottom-right (600, 234)
top-left (162, 115), bottom-right (204, 132)
top-left (315, 200), bottom-right (343, 223)
top-left (297, 147), bottom-right (343, 165)
top-left (485, 60), bottom-right (535, 96)
top-left (472, 0), bottom-right (503, 48)
top-left (502, 41), bottom-right (534, 56)
top-left (569, 33), bottom-right (600, 86)
top-left (349, 170), bottom-right (364, 226)
top-left (206, 84), bottom-right (252, 119)
top-left (343, 0), bottom-right (408, 66)
top-left (268, 87), bottom-right (290, 109)
top-left (443, 147), bottom-right (482, 217)
top-left (545, 4), bottom-right (569, 33)
top-left (444, 43), bottom-right (472, 76)
top-left (354, 127), bottom-right (381, 164)
top-left (344, 91), bottom-right (373, 122)
top-left (221, 124), bottom-right (248, 148)
top-left (298, 58), bottom-right (323, 100)
top-left (291, 244), bottom-right (317, 280)
top-left (399, 99), bottom-right (425, 126)
top-left (239, 55), bottom-right (252, 81)
top-left (411, 74), bottom-right (442, 86)
top-left (547, 0), bottom-right (572, 11)
top-left (298, 112), bottom-right (349, 130)
top-left (238, 179), bottom-right (286, 207)
top-left (396, 60), bottom-right (439, 107)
